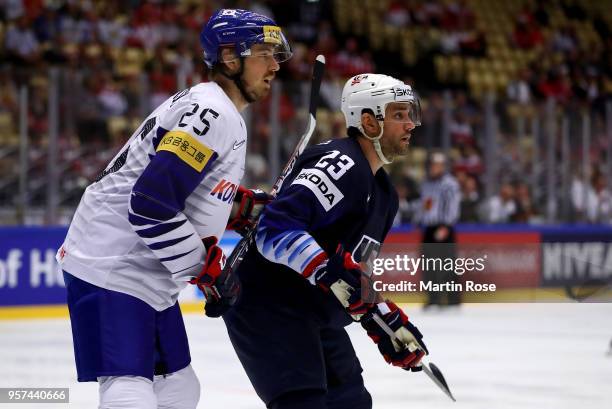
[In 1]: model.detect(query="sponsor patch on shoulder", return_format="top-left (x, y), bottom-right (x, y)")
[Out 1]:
top-left (156, 130), bottom-right (215, 172)
top-left (291, 168), bottom-right (344, 211)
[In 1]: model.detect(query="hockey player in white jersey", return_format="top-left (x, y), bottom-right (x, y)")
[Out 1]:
top-left (56, 9), bottom-right (291, 409)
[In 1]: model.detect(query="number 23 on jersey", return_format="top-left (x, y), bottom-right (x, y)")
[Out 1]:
top-left (314, 150), bottom-right (355, 180)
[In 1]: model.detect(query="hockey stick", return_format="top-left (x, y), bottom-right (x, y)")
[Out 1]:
top-left (562, 258), bottom-right (612, 301)
top-left (370, 313), bottom-right (456, 402)
top-left (564, 278), bottom-right (612, 302)
top-left (556, 256), bottom-right (612, 301)
top-left (203, 55), bottom-right (326, 317)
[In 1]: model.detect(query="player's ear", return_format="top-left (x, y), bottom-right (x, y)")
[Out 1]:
top-left (219, 47), bottom-right (240, 74)
top-left (361, 111), bottom-right (380, 138)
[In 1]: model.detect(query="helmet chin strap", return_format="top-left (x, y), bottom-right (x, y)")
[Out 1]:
top-left (359, 121), bottom-right (393, 165)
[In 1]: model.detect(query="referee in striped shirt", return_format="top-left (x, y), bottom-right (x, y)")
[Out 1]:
top-left (418, 152), bottom-right (461, 307)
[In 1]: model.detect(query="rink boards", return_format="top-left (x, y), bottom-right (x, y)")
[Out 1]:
top-left (1, 225), bottom-right (611, 318)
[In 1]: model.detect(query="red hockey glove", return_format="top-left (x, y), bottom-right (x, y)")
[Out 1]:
top-left (362, 301), bottom-right (428, 371)
top-left (190, 236), bottom-right (227, 304)
top-left (307, 245), bottom-right (373, 320)
top-left (227, 186), bottom-right (273, 236)
top-left (190, 237), bottom-right (241, 318)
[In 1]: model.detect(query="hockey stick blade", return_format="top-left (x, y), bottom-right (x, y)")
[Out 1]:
top-left (203, 55), bottom-right (326, 317)
top-left (564, 277), bottom-right (612, 302)
top-left (371, 314), bottom-right (456, 402)
top-left (423, 363), bottom-right (456, 402)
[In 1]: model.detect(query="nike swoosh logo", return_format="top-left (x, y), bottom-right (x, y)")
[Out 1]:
top-left (233, 140), bottom-right (246, 150)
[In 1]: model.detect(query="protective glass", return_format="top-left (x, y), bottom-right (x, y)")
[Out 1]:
top-left (383, 101), bottom-right (422, 126)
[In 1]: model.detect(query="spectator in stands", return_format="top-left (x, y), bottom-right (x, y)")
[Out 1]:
top-left (516, 3), bottom-right (536, 27)
top-left (498, 137), bottom-right (524, 181)
top-left (507, 68), bottom-right (533, 105)
top-left (418, 1), bottom-right (444, 26)
top-left (33, 7), bottom-right (62, 44)
top-left (32, 7), bottom-right (66, 64)
top-left (175, 41), bottom-right (197, 85)
top-left (385, 0), bottom-right (411, 28)
top-left (459, 29), bottom-right (486, 57)
top-left (148, 47), bottom-right (177, 110)
top-left (96, 5), bottom-right (128, 48)
top-left (577, 169), bottom-right (612, 223)
top-left (394, 173), bottom-right (420, 225)
top-left (59, 2), bottom-right (95, 45)
top-left (511, 19), bottom-right (543, 50)
top-left (28, 79), bottom-right (49, 144)
top-left (0, 68), bottom-right (18, 116)
top-left (245, 138), bottom-right (269, 186)
top-left (449, 111), bottom-right (474, 146)
top-left (81, 42), bottom-right (113, 75)
top-left (459, 174), bottom-right (480, 222)
top-left (454, 91), bottom-right (480, 124)
top-left (440, 26), bottom-right (465, 55)
top-left (2, 0), bottom-right (25, 20)
top-left (537, 69), bottom-right (572, 104)
top-left (484, 182), bottom-right (517, 223)
top-left (445, 0), bottom-right (474, 29)
top-left (513, 182), bottom-right (537, 223)
top-left (158, 6), bottom-right (181, 47)
top-left (96, 73), bottom-right (128, 119)
top-left (551, 25), bottom-right (577, 54)
top-left (591, 171), bottom-right (612, 223)
top-left (4, 15), bottom-right (41, 66)
top-left (394, 184), bottom-right (411, 226)
top-left (573, 67), bottom-right (601, 105)
top-left (75, 76), bottom-right (109, 144)
top-left (332, 37), bottom-right (375, 78)
top-left (571, 171), bottom-right (589, 221)
top-left (454, 144), bottom-right (483, 176)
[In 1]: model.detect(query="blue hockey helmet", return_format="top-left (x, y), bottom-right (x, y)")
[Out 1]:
top-left (200, 9), bottom-right (292, 68)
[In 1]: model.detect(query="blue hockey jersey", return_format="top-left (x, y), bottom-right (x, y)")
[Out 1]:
top-left (235, 136), bottom-right (398, 326)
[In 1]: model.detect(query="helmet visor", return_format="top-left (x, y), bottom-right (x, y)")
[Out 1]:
top-left (383, 100), bottom-right (422, 127)
top-left (239, 25), bottom-right (293, 63)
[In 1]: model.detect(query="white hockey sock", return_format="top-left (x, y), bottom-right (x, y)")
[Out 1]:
top-left (154, 364), bottom-right (201, 409)
top-left (98, 375), bottom-right (157, 409)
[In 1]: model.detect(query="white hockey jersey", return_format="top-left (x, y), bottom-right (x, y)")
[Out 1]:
top-left (57, 82), bottom-right (246, 310)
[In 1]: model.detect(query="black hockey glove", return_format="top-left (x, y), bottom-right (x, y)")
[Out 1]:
top-left (307, 245), bottom-right (373, 320)
top-left (227, 186), bottom-right (273, 236)
top-left (362, 301), bottom-right (428, 371)
top-left (189, 237), bottom-right (240, 318)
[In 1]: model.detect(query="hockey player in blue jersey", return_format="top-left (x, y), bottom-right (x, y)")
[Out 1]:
top-left (57, 9), bottom-right (291, 409)
top-left (223, 74), bottom-right (429, 409)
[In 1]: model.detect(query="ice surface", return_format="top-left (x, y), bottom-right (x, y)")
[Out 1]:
top-left (1, 303), bottom-right (610, 409)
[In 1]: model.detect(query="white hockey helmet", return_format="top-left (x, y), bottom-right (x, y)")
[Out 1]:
top-left (341, 74), bottom-right (421, 164)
